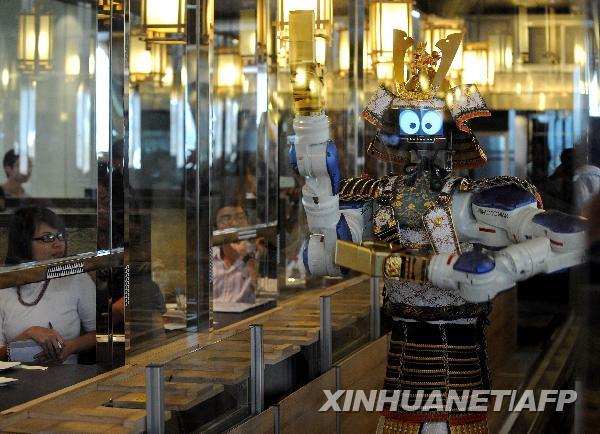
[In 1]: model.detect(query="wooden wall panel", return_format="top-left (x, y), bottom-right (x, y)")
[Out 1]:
top-left (278, 370), bottom-right (337, 434)
top-left (227, 407), bottom-right (275, 434)
top-left (338, 335), bottom-right (389, 434)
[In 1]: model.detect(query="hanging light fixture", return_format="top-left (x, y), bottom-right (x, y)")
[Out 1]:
top-left (422, 16), bottom-right (464, 85)
top-left (338, 28), bottom-right (350, 75)
top-left (141, 0), bottom-right (186, 44)
top-left (97, 1), bottom-right (123, 20)
top-left (276, 0), bottom-right (332, 66)
top-left (129, 34), bottom-right (168, 84)
top-left (462, 42), bottom-right (491, 87)
top-left (17, 9), bottom-right (53, 74)
top-left (216, 50), bottom-right (243, 93)
top-left (239, 9), bottom-right (256, 63)
top-left (368, 0), bottom-right (413, 80)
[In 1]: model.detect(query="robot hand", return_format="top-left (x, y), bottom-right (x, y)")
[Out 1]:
top-left (428, 238), bottom-right (586, 303)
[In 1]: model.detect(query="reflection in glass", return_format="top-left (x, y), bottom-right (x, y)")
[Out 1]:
top-left (0, 1), bottom-right (98, 269)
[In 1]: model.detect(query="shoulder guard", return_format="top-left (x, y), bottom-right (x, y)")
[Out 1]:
top-left (460, 175), bottom-right (543, 209)
top-left (339, 176), bottom-right (382, 202)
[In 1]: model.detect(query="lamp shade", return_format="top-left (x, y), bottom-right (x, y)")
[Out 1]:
top-left (338, 29), bottom-right (350, 74)
top-left (462, 42), bottom-right (491, 86)
top-left (18, 13), bottom-right (53, 73)
top-left (216, 51), bottom-right (243, 91)
top-left (142, 0), bottom-right (186, 44)
top-left (368, 0), bottom-right (412, 80)
top-left (129, 35), bottom-right (168, 83)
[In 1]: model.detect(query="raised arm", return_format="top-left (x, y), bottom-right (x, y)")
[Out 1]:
top-left (286, 10), bottom-right (364, 276)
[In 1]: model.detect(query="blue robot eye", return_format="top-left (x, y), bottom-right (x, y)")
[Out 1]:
top-left (399, 110), bottom-right (420, 135)
top-left (421, 110), bottom-right (443, 135)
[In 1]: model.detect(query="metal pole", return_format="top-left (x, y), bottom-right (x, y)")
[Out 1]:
top-left (320, 295), bottom-right (332, 372)
top-left (370, 277), bottom-right (381, 340)
top-left (145, 363), bottom-right (165, 434)
top-left (250, 324), bottom-right (264, 414)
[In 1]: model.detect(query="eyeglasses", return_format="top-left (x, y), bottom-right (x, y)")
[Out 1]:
top-left (217, 212), bottom-right (248, 226)
top-left (32, 232), bottom-right (66, 243)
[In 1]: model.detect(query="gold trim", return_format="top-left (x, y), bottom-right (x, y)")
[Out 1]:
top-left (391, 341), bottom-right (478, 350)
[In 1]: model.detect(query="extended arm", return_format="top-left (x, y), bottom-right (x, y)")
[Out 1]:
top-left (429, 183), bottom-right (587, 302)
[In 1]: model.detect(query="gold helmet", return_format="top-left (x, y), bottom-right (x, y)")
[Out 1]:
top-left (362, 30), bottom-right (490, 169)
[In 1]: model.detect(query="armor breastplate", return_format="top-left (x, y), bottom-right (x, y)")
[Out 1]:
top-left (340, 173), bottom-right (484, 320)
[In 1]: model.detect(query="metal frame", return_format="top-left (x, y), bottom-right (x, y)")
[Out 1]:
top-left (320, 295), bottom-right (333, 372)
top-left (145, 363), bottom-right (166, 434)
top-left (250, 324), bottom-right (265, 414)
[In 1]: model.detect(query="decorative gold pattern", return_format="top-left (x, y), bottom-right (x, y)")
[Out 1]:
top-left (380, 418), bottom-right (421, 434)
top-left (460, 176), bottom-right (543, 208)
top-left (449, 420), bottom-right (488, 434)
top-left (384, 254), bottom-right (430, 283)
top-left (339, 176), bottom-right (382, 202)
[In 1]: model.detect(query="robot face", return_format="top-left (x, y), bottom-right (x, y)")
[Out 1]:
top-left (380, 107), bottom-right (447, 151)
top-left (399, 109), bottom-right (444, 137)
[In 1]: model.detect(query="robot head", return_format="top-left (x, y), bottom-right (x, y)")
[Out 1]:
top-left (362, 32), bottom-right (491, 170)
top-left (379, 103), bottom-right (447, 152)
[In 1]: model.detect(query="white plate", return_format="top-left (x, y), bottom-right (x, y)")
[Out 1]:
top-left (0, 361), bottom-right (20, 372)
top-left (0, 377), bottom-right (18, 387)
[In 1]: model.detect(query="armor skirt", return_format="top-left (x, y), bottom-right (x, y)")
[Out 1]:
top-left (380, 318), bottom-right (491, 433)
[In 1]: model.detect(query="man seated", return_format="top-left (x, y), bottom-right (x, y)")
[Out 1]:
top-left (212, 202), bottom-right (265, 304)
top-left (1, 149), bottom-right (32, 199)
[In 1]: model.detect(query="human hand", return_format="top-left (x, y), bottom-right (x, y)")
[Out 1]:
top-left (34, 340), bottom-right (74, 365)
top-left (26, 326), bottom-right (65, 361)
top-left (255, 238), bottom-right (267, 259)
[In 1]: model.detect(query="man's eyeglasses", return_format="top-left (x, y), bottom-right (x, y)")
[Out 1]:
top-left (32, 232), bottom-right (66, 243)
top-left (217, 212), bottom-right (248, 226)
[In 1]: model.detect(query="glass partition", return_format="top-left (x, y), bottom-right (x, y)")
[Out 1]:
top-left (330, 278), bottom-right (371, 363)
top-left (0, 0), bottom-right (98, 268)
top-left (162, 329), bottom-right (251, 432)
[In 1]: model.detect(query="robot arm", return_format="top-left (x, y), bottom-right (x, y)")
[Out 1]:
top-left (290, 114), bottom-right (365, 276)
top-left (429, 183), bottom-right (587, 302)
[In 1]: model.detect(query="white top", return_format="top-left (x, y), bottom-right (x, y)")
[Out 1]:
top-left (0, 274), bottom-right (96, 364)
top-left (212, 247), bottom-right (256, 304)
top-left (574, 165), bottom-right (600, 213)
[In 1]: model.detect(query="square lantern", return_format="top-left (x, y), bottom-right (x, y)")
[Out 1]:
top-left (18, 12), bottom-right (53, 73)
top-left (142, 0), bottom-right (186, 44)
top-left (216, 50), bottom-right (243, 93)
top-left (98, 1), bottom-right (123, 20)
top-left (368, 0), bottom-right (413, 80)
top-left (129, 34), bottom-right (169, 84)
top-left (462, 42), bottom-right (492, 87)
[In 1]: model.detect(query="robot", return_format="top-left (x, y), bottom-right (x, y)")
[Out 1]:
top-left (289, 27), bottom-right (587, 434)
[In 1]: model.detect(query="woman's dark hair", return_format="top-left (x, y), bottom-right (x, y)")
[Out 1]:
top-left (3, 149), bottom-right (18, 176)
top-left (5, 206), bottom-right (66, 265)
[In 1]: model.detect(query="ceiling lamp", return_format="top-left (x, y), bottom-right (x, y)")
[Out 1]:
top-left (216, 50), bottom-right (243, 92)
top-left (368, 0), bottom-right (413, 80)
top-left (422, 16), bottom-right (464, 84)
top-left (141, 0), bottom-right (186, 44)
top-left (17, 10), bottom-right (53, 74)
top-left (129, 35), bottom-right (168, 84)
top-left (338, 29), bottom-right (350, 75)
top-left (462, 42), bottom-right (492, 87)
top-left (97, 1), bottom-right (123, 20)
top-left (239, 9), bottom-right (256, 62)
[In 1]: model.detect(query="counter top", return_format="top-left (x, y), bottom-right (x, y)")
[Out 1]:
top-left (0, 364), bottom-right (101, 412)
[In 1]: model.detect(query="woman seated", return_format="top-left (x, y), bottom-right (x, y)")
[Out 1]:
top-left (0, 207), bottom-right (96, 364)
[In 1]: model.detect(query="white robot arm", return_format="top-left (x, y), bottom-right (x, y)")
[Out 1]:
top-left (428, 183), bottom-right (587, 302)
top-left (290, 114), bottom-right (364, 276)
